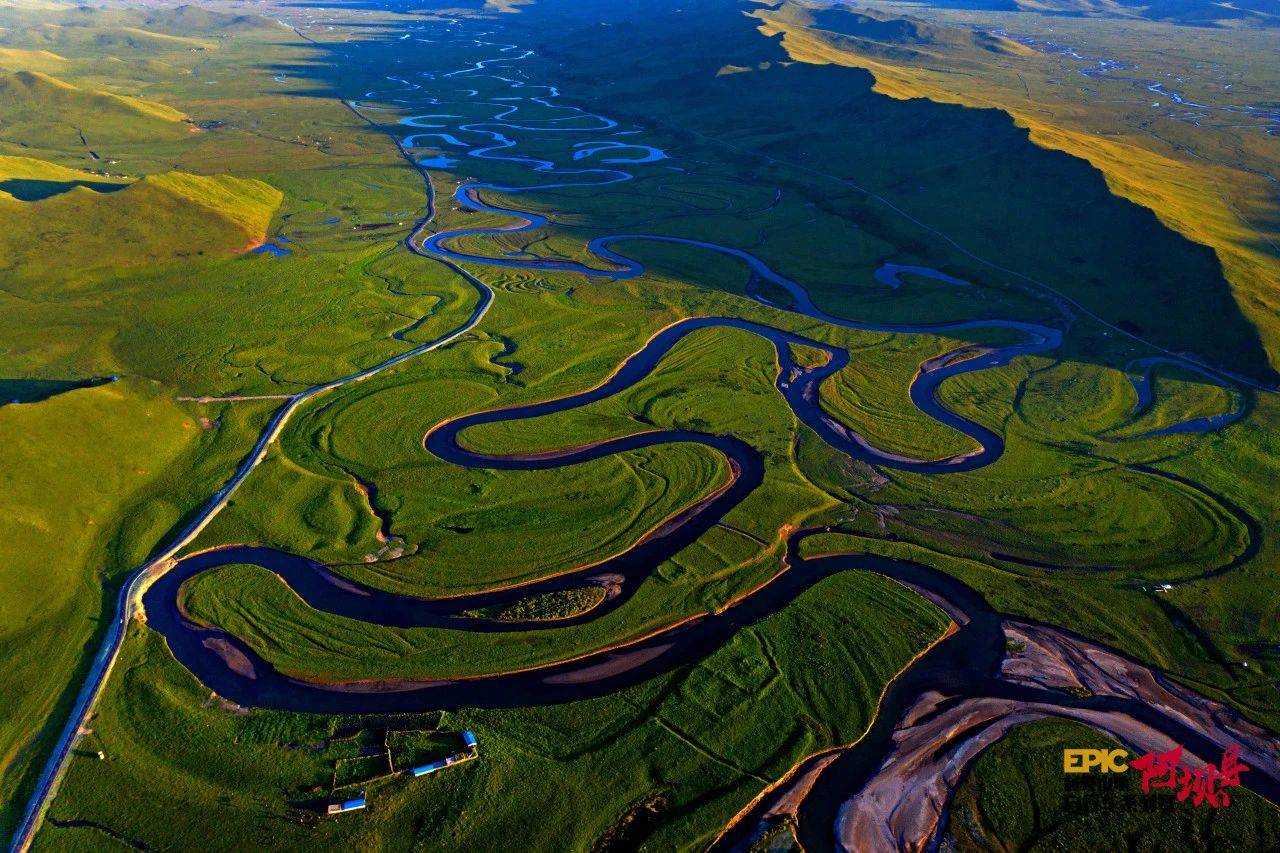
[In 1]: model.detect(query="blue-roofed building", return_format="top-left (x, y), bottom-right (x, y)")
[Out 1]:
top-left (405, 732), bottom-right (479, 781)
top-left (411, 760), bottom-right (448, 778)
top-left (327, 795), bottom-right (367, 815)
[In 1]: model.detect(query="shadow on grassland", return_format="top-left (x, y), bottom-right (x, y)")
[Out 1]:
top-left (0, 377), bottom-right (115, 405)
top-left (262, 0), bottom-right (1275, 388)
top-left (0, 179), bottom-right (128, 201)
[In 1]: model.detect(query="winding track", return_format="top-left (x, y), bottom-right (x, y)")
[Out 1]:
top-left (12, 21), bottom-right (1267, 852)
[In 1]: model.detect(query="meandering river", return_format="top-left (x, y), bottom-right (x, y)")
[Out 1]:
top-left (137, 22), bottom-right (1277, 851)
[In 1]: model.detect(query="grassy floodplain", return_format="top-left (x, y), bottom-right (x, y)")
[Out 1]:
top-left (0, 0), bottom-right (1277, 848)
top-left (39, 571), bottom-right (950, 850)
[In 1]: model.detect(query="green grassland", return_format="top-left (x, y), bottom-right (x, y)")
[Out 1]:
top-left (142, 0), bottom-right (1280, 764)
top-left (947, 718), bottom-right (1280, 850)
top-left (0, 166), bottom-right (282, 283)
top-left (0, 153), bottom-right (128, 200)
top-left (3, 0), bottom-right (1280, 846)
top-left (0, 378), bottom-right (278, 835)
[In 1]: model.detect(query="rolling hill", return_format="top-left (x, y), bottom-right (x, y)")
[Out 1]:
top-left (0, 69), bottom-right (187, 147)
top-left (0, 152), bottom-right (127, 199)
top-left (0, 47), bottom-right (65, 71)
top-left (139, 3), bottom-right (284, 34)
top-left (0, 164), bottom-right (282, 286)
top-left (806, 6), bottom-right (1034, 56)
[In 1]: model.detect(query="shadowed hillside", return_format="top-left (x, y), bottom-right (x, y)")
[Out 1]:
top-left (138, 3), bottom-right (286, 34)
top-left (747, 0), bottom-right (1280, 382)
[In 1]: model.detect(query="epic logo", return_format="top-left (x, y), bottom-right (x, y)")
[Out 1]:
top-left (1063, 748), bottom-right (1130, 774)
top-left (1062, 744), bottom-right (1248, 807)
